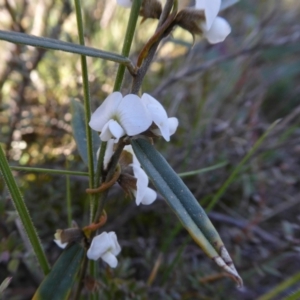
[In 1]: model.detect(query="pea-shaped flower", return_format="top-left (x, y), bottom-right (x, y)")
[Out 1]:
top-left (89, 92), bottom-right (152, 142)
top-left (87, 232), bottom-right (121, 268)
top-left (131, 164), bottom-right (157, 205)
top-left (141, 93), bottom-right (178, 142)
top-left (195, 0), bottom-right (221, 30)
top-left (201, 16), bottom-right (231, 44)
top-left (117, 145), bottom-right (157, 205)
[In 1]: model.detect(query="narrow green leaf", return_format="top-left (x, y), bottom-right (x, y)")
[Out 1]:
top-left (70, 99), bottom-right (100, 169)
top-left (0, 30), bottom-right (135, 72)
top-left (131, 138), bottom-right (242, 285)
top-left (0, 145), bottom-right (50, 275)
top-left (131, 138), bottom-right (224, 251)
top-left (33, 243), bottom-right (85, 300)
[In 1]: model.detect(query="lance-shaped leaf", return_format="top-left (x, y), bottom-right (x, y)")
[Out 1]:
top-left (32, 243), bottom-right (85, 300)
top-left (131, 138), bottom-right (243, 286)
top-left (0, 30), bottom-right (135, 74)
top-left (71, 99), bottom-right (100, 168)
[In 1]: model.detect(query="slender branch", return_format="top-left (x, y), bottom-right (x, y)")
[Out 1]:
top-left (131, 6), bottom-right (177, 94)
top-left (153, 34), bottom-right (300, 97)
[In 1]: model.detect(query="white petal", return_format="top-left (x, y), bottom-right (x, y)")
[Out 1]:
top-left (195, 0), bottom-right (221, 30)
top-left (89, 92), bottom-right (123, 132)
top-left (54, 239), bottom-right (68, 249)
top-left (117, 0), bottom-right (132, 8)
top-left (107, 232), bottom-right (121, 256)
top-left (99, 121), bottom-right (113, 141)
top-left (202, 17), bottom-right (231, 44)
top-left (153, 117), bottom-right (179, 138)
top-left (108, 119), bottom-right (126, 142)
top-left (140, 187), bottom-right (157, 205)
top-left (87, 232), bottom-right (121, 263)
top-left (87, 232), bottom-right (112, 261)
top-left (132, 165), bottom-right (149, 205)
top-left (141, 93), bottom-right (170, 141)
top-left (103, 139), bottom-right (115, 170)
top-left (117, 94), bottom-right (152, 136)
top-left (101, 252), bottom-right (118, 268)
top-left (124, 145), bottom-right (140, 166)
top-left (167, 117), bottom-right (179, 136)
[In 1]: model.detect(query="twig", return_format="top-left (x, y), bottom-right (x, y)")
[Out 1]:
top-left (152, 33), bottom-right (300, 97)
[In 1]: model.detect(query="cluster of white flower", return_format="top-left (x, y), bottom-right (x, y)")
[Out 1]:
top-left (89, 92), bottom-right (178, 143)
top-left (89, 91), bottom-right (177, 205)
top-left (70, 92), bottom-right (177, 267)
top-left (55, 0), bottom-right (234, 269)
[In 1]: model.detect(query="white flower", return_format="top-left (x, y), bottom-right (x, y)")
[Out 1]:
top-left (201, 16), bottom-right (231, 44)
top-left (122, 145), bottom-right (157, 205)
top-left (195, 0), bottom-right (221, 30)
top-left (116, 0), bottom-right (132, 8)
top-left (103, 139), bottom-right (115, 170)
top-left (87, 232), bottom-right (121, 268)
top-left (54, 239), bottom-right (67, 249)
top-left (89, 92), bottom-right (152, 142)
top-left (141, 93), bottom-right (178, 141)
top-left (131, 164), bottom-right (157, 205)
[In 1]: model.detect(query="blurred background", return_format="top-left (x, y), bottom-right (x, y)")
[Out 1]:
top-left (0, 0), bottom-right (300, 299)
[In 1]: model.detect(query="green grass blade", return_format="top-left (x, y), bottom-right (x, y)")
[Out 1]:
top-left (178, 161), bottom-right (228, 178)
top-left (257, 271), bottom-right (300, 300)
top-left (10, 166), bottom-right (88, 177)
top-left (207, 120), bottom-right (281, 211)
top-left (0, 145), bottom-right (50, 275)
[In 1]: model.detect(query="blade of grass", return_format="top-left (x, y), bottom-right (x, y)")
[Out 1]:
top-left (66, 160), bottom-right (72, 228)
top-left (207, 120), bottom-right (281, 212)
top-left (10, 166), bottom-right (88, 177)
top-left (178, 161), bottom-right (228, 178)
top-left (0, 145), bottom-right (50, 275)
top-left (257, 271), bottom-right (300, 300)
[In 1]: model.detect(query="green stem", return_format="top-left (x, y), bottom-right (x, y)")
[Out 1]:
top-left (93, 141), bottom-right (125, 224)
top-left (10, 166), bottom-right (88, 177)
top-left (66, 160), bottom-right (72, 227)
top-left (0, 146), bottom-right (50, 275)
top-left (207, 120), bottom-right (280, 212)
top-left (113, 0), bottom-right (142, 92)
top-left (74, 0), bottom-right (96, 222)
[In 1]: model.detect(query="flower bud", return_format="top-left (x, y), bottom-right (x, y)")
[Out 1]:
top-left (54, 228), bottom-right (84, 248)
top-left (140, 0), bottom-right (162, 21)
top-left (175, 8), bottom-right (205, 40)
